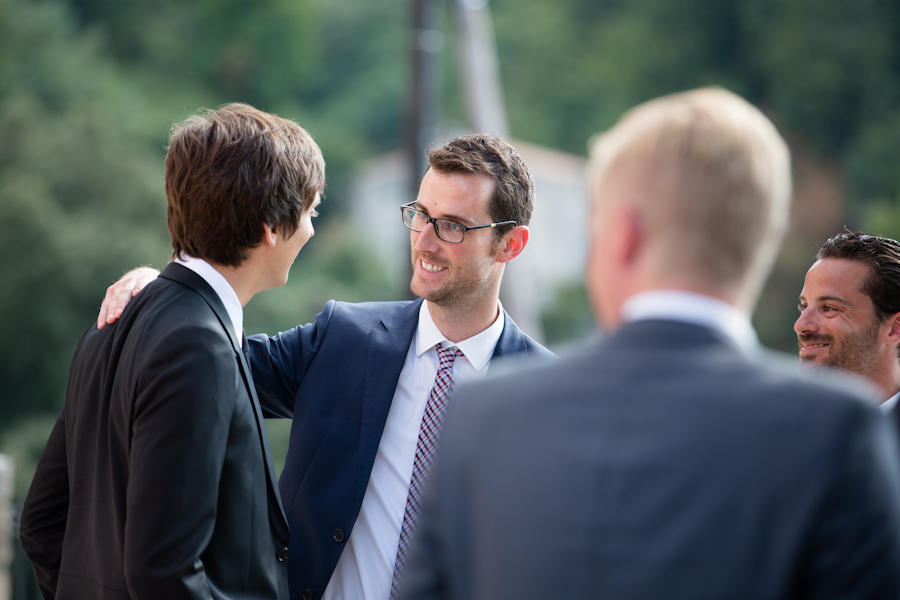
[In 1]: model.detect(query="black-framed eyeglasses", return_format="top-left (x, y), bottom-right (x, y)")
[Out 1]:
top-left (400, 202), bottom-right (516, 244)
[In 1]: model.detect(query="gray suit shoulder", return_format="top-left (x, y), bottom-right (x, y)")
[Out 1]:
top-left (454, 337), bottom-right (885, 435)
top-left (750, 345), bottom-right (884, 411)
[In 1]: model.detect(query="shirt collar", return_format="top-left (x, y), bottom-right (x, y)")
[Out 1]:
top-left (882, 390), bottom-right (900, 414)
top-left (174, 255), bottom-right (244, 348)
top-left (415, 299), bottom-right (505, 373)
top-left (621, 290), bottom-right (758, 352)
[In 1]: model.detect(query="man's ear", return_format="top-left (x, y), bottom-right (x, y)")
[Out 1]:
top-left (495, 226), bottom-right (529, 264)
top-left (612, 204), bottom-right (642, 267)
top-left (885, 312), bottom-right (900, 347)
top-left (261, 223), bottom-right (278, 248)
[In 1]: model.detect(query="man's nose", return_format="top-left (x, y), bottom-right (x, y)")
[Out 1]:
top-left (794, 308), bottom-right (817, 335)
top-left (414, 220), bottom-right (440, 250)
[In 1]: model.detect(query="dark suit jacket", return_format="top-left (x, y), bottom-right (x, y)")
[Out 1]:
top-left (20, 263), bottom-right (291, 600)
top-left (402, 319), bottom-right (900, 599)
top-left (248, 298), bottom-right (553, 600)
top-left (890, 402), bottom-right (900, 442)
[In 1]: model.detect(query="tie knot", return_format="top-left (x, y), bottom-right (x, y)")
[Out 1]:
top-left (435, 343), bottom-right (462, 369)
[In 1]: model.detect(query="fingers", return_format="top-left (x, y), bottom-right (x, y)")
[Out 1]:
top-left (97, 285), bottom-right (114, 329)
top-left (96, 267), bottom-right (160, 329)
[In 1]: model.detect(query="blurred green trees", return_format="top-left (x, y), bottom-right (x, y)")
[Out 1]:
top-left (3, 0), bottom-right (900, 494)
top-left (0, 0), bottom-right (170, 422)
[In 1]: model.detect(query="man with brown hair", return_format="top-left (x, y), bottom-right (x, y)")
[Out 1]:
top-left (400, 89), bottom-right (900, 598)
top-left (97, 133), bottom-right (553, 600)
top-left (796, 231), bottom-right (900, 421)
top-left (20, 103), bottom-right (325, 600)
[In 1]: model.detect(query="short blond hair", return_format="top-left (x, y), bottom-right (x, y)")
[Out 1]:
top-left (589, 87), bottom-right (791, 305)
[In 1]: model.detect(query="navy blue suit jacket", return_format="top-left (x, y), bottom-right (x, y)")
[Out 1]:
top-left (248, 298), bottom-right (553, 600)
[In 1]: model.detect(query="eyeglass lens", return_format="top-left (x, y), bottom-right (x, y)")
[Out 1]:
top-left (403, 207), bottom-right (465, 243)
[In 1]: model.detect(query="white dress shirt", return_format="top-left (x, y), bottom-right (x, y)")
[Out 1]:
top-left (323, 300), bottom-right (505, 600)
top-left (620, 289), bottom-right (759, 352)
top-left (173, 255), bottom-right (244, 347)
top-left (881, 391), bottom-right (900, 414)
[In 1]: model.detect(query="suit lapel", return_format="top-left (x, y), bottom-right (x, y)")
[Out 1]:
top-left (492, 309), bottom-right (528, 359)
top-left (891, 402), bottom-right (900, 442)
top-left (159, 263), bottom-right (289, 536)
top-left (356, 299), bottom-right (422, 506)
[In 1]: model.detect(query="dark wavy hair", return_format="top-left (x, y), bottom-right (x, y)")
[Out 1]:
top-left (426, 134), bottom-right (534, 242)
top-left (817, 230), bottom-right (900, 322)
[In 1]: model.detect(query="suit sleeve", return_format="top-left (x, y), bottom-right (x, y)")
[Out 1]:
top-left (19, 412), bottom-right (69, 600)
top-left (248, 299), bottom-right (336, 419)
top-left (122, 324), bottom-right (237, 600)
top-left (806, 405), bottom-right (900, 597)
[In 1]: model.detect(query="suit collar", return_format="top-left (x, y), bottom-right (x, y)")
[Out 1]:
top-left (159, 263), bottom-right (243, 357)
top-left (378, 299), bottom-right (537, 361)
top-left (397, 298), bottom-right (524, 362)
top-left (493, 309), bottom-right (530, 358)
top-left (173, 255), bottom-right (243, 347)
top-left (414, 300), bottom-right (505, 373)
top-left (621, 290), bottom-right (758, 352)
top-left (158, 262), bottom-right (289, 536)
top-left (381, 297), bottom-right (424, 330)
top-left (891, 396), bottom-right (900, 435)
top-left (355, 300), bottom-right (538, 505)
top-left (610, 318), bottom-right (747, 354)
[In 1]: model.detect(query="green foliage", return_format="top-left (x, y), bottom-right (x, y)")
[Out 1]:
top-left (863, 195), bottom-right (900, 243)
top-left (493, 0), bottom-right (751, 153)
top-left (0, 0), bottom-right (170, 420)
top-left (741, 0), bottom-right (899, 155)
top-left (264, 419), bottom-right (292, 477)
top-left (244, 222), bottom-right (400, 336)
top-left (0, 414), bottom-right (58, 500)
top-left (541, 283), bottom-right (594, 347)
top-left (66, 0), bottom-right (321, 107)
top-left (5, 0), bottom-right (900, 463)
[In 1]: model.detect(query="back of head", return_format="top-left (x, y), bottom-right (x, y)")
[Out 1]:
top-left (817, 231), bottom-right (900, 321)
top-left (166, 103), bottom-right (325, 266)
top-left (427, 133), bottom-right (534, 240)
top-left (589, 87), bottom-right (792, 306)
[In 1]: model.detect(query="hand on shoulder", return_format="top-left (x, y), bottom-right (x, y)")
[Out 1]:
top-left (97, 266), bottom-right (160, 329)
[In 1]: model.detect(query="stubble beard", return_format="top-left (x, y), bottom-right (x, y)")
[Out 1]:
top-left (798, 320), bottom-right (883, 378)
top-left (409, 249), bottom-right (496, 312)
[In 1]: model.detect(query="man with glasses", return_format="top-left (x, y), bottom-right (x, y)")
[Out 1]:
top-left (98, 133), bottom-right (554, 600)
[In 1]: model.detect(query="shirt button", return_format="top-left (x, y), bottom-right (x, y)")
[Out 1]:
top-left (277, 547), bottom-right (289, 562)
top-left (303, 589), bottom-right (313, 600)
top-left (333, 529), bottom-right (345, 543)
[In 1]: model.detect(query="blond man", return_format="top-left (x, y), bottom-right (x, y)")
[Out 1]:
top-left (400, 88), bottom-right (900, 599)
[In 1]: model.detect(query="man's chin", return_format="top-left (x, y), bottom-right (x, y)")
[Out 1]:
top-left (410, 281), bottom-right (444, 304)
top-left (798, 355), bottom-right (833, 370)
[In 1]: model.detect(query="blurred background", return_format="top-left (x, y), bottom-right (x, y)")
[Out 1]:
top-left (1, 0), bottom-right (900, 595)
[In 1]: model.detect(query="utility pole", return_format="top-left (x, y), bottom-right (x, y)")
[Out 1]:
top-left (406, 0), bottom-right (545, 341)
top-left (407, 0), bottom-right (445, 199)
top-left (451, 0), bottom-right (545, 342)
